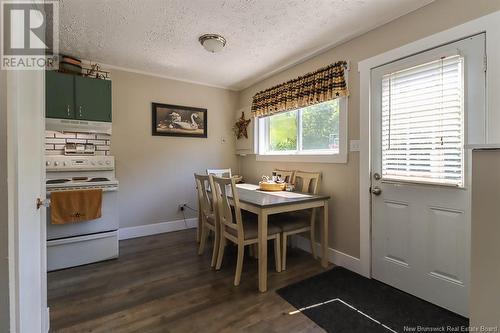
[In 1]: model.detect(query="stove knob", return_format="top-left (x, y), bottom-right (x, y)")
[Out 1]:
top-left (91, 161), bottom-right (96, 165)
top-left (46, 161), bottom-right (51, 166)
top-left (63, 161), bottom-right (67, 166)
top-left (54, 162), bottom-right (59, 166)
top-left (98, 161), bottom-right (104, 165)
top-left (105, 160), bottom-right (111, 165)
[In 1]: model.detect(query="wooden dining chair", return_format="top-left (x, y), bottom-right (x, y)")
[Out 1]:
top-left (206, 168), bottom-right (232, 178)
top-left (271, 171), bottom-right (321, 270)
top-left (195, 173), bottom-right (219, 268)
top-left (273, 169), bottom-right (295, 184)
top-left (212, 176), bottom-right (282, 286)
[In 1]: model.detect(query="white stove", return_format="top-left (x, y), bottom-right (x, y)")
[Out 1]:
top-left (46, 156), bottom-right (118, 191)
top-left (46, 155), bottom-right (119, 271)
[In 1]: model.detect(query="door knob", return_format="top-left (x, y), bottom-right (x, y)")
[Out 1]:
top-left (36, 198), bottom-right (51, 209)
top-left (371, 187), bottom-right (382, 196)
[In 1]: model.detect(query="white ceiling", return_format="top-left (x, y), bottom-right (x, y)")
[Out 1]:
top-left (59, 0), bottom-right (433, 90)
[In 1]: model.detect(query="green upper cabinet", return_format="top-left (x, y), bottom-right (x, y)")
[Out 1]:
top-left (45, 71), bottom-right (112, 122)
top-left (46, 71), bottom-right (75, 119)
top-left (75, 76), bottom-right (112, 122)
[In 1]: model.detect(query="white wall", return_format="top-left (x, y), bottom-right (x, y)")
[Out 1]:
top-left (0, 64), bottom-right (10, 333)
top-left (111, 69), bottom-right (239, 229)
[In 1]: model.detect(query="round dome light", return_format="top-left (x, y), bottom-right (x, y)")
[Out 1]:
top-left (199, 34), bottom-right (227, 53)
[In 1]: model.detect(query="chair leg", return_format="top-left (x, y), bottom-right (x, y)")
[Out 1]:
top-left (215, 236), bottom-right (226, 270)
top-left (234, 244), bottom-right (245, 286)
top-left (248, 243), bottom-right (254, 258)
top-left (310, 225), bottom-right (317, 259)
top-left (210, 227), bottom-right (220, 268)
top-left (274, 236), bottom-right (281, 273)
top-left (282, 233), bottom-right (287, 271)
top-left (196, 210), bottom-right (202, 243)
top-left (198, 223), bottom-right (208, 255)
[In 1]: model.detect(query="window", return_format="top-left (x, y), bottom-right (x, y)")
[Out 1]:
top-left (381, 55), bottom-right (464, 186)
top-left (258, 99), bottom-right (347, 163)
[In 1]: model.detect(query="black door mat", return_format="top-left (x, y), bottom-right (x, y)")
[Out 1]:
top-left (276, 267), bottom-right (468, 333)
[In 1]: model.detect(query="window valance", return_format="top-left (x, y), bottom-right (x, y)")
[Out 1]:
top-left (251, 61), bottom-right (349, 118)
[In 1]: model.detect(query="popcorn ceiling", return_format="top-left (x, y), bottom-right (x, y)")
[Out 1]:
top-left (58, 0), bottom-right (432, 90)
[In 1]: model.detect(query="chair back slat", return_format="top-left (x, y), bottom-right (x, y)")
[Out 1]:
top-left (194, 174), bottom-right (215, 219)
top-left (294, 171), bottom-right (321, 194)
top-left (212, 176), bottom-right (244, 241)
top-left (207, 168), bottom-right (232, 178)
top-left (273, 169), bottom-right (295, 184)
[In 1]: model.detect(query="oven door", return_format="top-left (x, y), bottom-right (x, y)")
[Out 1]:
top-left (46, 188), bottom-right (119, 240)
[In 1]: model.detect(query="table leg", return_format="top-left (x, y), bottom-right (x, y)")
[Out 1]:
top-left (258, 210), bottom-right (268, 292)
top-left (321, 200), bottom-right (329, 268)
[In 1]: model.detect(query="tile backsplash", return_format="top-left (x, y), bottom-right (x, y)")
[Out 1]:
top-left (45, 130), bottom-right (111, 155)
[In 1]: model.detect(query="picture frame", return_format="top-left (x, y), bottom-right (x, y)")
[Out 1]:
top-left (152, 102), bottom-right (207, 138)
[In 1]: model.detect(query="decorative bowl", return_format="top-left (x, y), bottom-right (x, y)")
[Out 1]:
top-left (259, 181), bottom-right (286, 192)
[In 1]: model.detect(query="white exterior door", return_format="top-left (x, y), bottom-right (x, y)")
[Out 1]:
top-left (371, 34), bottom-right (485, 317)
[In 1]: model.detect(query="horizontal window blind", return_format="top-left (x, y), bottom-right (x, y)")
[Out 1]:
top-left (381, 55), bottom-right (464, 186)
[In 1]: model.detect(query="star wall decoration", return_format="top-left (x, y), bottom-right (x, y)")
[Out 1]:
top-left (234, 111), bottom-right (252, 139)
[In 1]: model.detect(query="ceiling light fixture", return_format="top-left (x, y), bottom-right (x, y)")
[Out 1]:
top-left (198, 34), bottom-right (227, 53)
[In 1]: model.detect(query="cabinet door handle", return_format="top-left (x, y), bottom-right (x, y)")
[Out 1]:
top-left (79, 106), bottom-right (83, 117)
top-left (67, 105), bottom-right (71, 116)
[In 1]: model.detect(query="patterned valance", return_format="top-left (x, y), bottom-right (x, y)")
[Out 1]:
top-left (251, 61), bottom-right (349, 118)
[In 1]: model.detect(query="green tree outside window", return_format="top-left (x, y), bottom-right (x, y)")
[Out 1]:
top-left (268, 100), bottom-right (339, 152)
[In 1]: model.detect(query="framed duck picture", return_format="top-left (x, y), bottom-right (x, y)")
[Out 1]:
top-left (152, 102), bottom-right (207, 138)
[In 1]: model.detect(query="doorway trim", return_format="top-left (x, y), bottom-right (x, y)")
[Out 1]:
top-left (357, 10), bottom-right (500, 278)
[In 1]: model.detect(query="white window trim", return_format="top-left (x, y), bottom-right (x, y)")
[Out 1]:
top-left (255, 97), bottom-right (348, 163)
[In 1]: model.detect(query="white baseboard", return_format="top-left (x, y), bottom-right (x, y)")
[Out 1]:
top-left (292, 235), bottom-right (363, 275)
top-left (119, 218), bottom-right (198, 240)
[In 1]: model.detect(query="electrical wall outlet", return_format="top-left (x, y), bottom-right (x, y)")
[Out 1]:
top-left (178, 202), bottom-right (187, 211)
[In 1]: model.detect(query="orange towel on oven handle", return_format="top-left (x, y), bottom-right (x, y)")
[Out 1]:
top-left (50, 189), bottom-right (103, 224)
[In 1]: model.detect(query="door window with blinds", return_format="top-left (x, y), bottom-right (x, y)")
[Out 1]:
top-left (381, 55), bottom-right (464, 186)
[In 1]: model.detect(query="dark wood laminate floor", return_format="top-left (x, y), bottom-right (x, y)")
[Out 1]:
top-left (48, 229), bottom-right (328, 333)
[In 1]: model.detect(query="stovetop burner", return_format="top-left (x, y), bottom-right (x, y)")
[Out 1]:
top-left (46, 177), bottom-right (111, 184)
top-left (88, 177), bottom-right (110, 182)
top-left (46, 179), bottom-right (71, 184)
